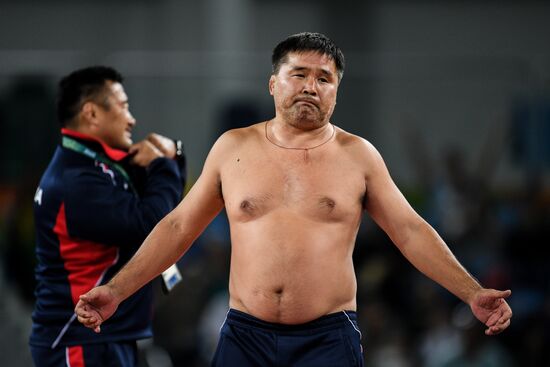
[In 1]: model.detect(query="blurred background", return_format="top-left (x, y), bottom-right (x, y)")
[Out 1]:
top-left (1, 0), bottom-right (549, 366)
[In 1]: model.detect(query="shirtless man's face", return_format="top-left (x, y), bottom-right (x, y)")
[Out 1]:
top-left (269, 51), bottom-right (339, 130)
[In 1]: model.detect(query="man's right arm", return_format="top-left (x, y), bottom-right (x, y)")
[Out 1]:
top-left (75, 132), bottom-right (232, 331)
top-left (65, 138), bottom-right (183, 249)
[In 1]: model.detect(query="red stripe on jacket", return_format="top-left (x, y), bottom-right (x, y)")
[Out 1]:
top-left (66, 345), bottom-right (85, 367)
top-left (54, 203), bottom-right (118, 305)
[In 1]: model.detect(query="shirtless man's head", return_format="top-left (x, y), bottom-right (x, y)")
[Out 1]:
top-left (269, 32), bottom-right (345, 131)
top-left (271, 32), bottom-right (345, 81)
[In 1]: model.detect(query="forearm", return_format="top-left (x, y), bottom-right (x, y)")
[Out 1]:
top-left (107, 211), bottom-right (192, 302)
top-left (395, 220), bottom-right (482, 304)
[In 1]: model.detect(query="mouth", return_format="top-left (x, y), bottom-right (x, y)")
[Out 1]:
top-left (294, 98), bottom-right (318, 108)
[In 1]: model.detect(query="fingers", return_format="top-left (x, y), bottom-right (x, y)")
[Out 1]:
top-left (485, 311), bottom-right (502, 327)
top-left (129, 140), bottom-right (147, 154)
top-left (485, 303), bottom-right (512, 335)
top-left (132, 135), bottom-right (173, 160)
top-left (130, 140), bottom-right (163, 167)
top-left (498, 308), bottom-right (513, 324)
top-left (485, 300), bottom-right (513, 326)
top-left (147, 133), bottom-right (175, 158)
top-left (485, 318), bottom-right (511, 335)
top-left (147, 134), bottom-right (164, 151)
top-left (76, 313), bottom-right (102, 333)
top-left (76, 313), bottom-right (98, 327)
top-left (128, 145), bottom-right (138, 155)
top-left (74, 295), bottom-right (103, 333)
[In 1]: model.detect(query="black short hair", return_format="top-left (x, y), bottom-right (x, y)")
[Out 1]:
top-left (57, 66), bottom-right (123, 127)
top-left (272, 32), bottom-right (345, 81)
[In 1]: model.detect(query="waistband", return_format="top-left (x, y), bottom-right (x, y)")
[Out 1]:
top-left (225, 308), bottom-right (357, 333)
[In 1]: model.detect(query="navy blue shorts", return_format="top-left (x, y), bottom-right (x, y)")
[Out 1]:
top-left (212, 309), bottom-right (364, 367)
top-left (30, 341), bottom-right (137, 367)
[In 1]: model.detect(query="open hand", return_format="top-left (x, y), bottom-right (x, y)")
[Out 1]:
top-left (470, 289), bottom-right (512, 335)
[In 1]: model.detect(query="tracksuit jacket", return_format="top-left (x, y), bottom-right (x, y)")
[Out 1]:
top-left (29, 128), bottom-right (186, 348)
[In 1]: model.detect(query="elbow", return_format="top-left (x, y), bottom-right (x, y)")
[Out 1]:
top-left (163, 212), bottom-right (181, 234)
top-left (393, 217), bottom-right (429, 249)
top-left (163, 212), bottom-right (190, 244)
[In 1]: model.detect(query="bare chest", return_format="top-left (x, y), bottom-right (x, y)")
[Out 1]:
top-left (221, 149), bottom-right (365, 222)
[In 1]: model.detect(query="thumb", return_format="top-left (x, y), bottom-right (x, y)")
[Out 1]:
top-left (496, 289), bottom-right (511, 299)
top-left (487, 289), bottom-right (511, 299)
top-left (79, 289), bottom-right (97, 302)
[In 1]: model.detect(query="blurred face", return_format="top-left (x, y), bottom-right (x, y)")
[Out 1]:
top-left (93, 81), bottom-right (136, 150)
top-left (269, 51), bottom-right (339, 129)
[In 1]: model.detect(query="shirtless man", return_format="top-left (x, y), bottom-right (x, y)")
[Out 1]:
top-left (75, 33), bottom-right (512, 367)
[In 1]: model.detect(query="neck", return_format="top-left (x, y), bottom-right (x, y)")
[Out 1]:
top-left (265, 119), bottom-right (335, 151)
top-left (61, 128), bottom-right (129, 161)
top-left (65, 121), bottom-right (98, 139)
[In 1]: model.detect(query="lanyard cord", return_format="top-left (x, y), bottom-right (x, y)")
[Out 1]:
top-left (62, 136), bottom-right (137, 195)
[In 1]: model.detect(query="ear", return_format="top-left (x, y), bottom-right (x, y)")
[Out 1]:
top-left (80, 101), bottom-right (99, 127)
top-left (268, 75), bottom-right (276, 96)
top-left (81, 101), bottom-right (94, 119)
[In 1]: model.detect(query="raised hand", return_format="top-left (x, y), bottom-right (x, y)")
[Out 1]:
top-left (128, 139), bottom-right (164, 167)
top-left (146, 133), bottom-right (176, 159)
top-left (469, 289), bottom-right (512, 335)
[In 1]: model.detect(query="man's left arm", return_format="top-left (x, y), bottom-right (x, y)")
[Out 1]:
top-left (360, 139), bottom-right (512, 335)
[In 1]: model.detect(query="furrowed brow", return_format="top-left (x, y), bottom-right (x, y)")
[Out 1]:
top-left (319, 68), bottom-right (334, 77)
top-left (291, 65), bottom-right (334, 76)
top-left (291, 66), bottom-right (308, 72)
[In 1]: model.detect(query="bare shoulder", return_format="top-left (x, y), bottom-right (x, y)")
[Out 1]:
top-left (205, 123), bottom-right (265, 174)
top-left (334, 125), bottom-right (382, 164)
top-left (210, 122), bottom-right (263, 156)
top-left (214, 122), bottom-right (263, 148)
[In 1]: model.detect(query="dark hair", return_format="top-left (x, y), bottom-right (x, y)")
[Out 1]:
top-left (272, 32), bottom-right (345, 81)
top-left (57, 66), bottom-right (123, 127)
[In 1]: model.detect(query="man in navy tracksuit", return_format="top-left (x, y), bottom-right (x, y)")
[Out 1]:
top-left (29, 66), bottom-right (186, 366)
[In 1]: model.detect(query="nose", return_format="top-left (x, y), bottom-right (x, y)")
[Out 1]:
top-left (127, 111), bottom-right (136, 126)
top-left (302, 76), bottom-right (317, 96)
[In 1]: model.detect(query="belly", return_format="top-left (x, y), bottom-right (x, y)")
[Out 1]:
top-left (227, 213), bottom-right (358, 324)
